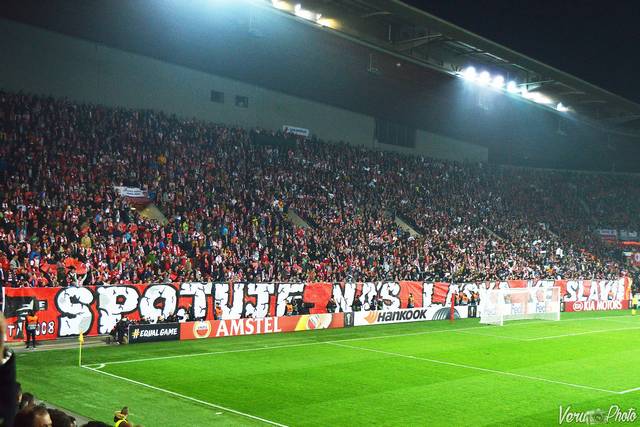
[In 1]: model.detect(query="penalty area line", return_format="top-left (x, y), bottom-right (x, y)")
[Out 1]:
top-left (524, 326), bottom-right (640, 341)
top-left (81, 365), bottom-right (288, 426)
top-left (326, 342), bottom-right (620, 395)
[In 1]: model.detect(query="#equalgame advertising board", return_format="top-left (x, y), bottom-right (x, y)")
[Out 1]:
top-left (128, 323), bottom-right (180, 344)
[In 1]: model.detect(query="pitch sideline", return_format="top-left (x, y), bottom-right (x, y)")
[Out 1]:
top-left (82, 365), bottom-right (288, 427)
top-left (84, 313), bottom-right (637, 368)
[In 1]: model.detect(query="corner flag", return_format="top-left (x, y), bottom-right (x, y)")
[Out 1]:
top-left (78, 331), bottom-right (84, 367)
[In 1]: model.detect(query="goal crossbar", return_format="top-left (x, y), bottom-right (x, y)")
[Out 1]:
top-left (479, 287), bottom-right (561, 326)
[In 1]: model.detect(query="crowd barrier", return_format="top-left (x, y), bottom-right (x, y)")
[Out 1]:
top-left (1, 279), bottom-right (630, 343)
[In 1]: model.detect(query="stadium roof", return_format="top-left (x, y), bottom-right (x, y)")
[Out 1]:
top-left (270, 0), bottom-right (640, 136)
top-left (3, 0), bottom-right (640, 139)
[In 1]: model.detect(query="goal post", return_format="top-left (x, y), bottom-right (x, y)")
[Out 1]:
top-left (479, 287), bottom-right (561, 326)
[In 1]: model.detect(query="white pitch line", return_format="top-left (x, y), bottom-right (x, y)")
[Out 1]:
top-left (451, 330), bottom-right (529, 341)
top-left (85, 321), bottom-right (546, 367)
top-left (85, 341), bottom-right (325, 367)
top-left (85, 314), bottom-right (637, 368)
top-left (618, 386), bottom-right (640, 395)
top-left (524, 326), bottom-right (640, 341)
top-left (82, 365), bottom-right (288, 427)
top-left (600, 316), bottom-right (640, 325)
top-left (326, 341), bottom-right (620, 395)
top-left (84, 328), bottom-right (473, 367)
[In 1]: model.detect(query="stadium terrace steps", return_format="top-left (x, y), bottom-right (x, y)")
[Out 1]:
top-left (482, 225), bottom-right (504, 241)
top-left (285, 208), bottom-right (312, 229)
top-left (137, 203), bottom-right (168, 225)
top-left (393, 213), bottom-right (422, 238)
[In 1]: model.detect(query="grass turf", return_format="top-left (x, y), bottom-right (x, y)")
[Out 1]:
top-left (16, 310), bottom-right (640, 426)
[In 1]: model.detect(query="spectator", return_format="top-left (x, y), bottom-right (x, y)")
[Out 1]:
top-left (25, 311), bottom-right (38, 349)
top-left (48, 408), bottom-right (75, 427)
top-left (19, 393), bottom-right (35, 411)
top-left (0, 313), bottom-right (17, 427)
top-left (407, 293), bottom-right (415, 309)
top-left (285, 300), bottom-right (293, 316)
top-left (113, 407), bottom-right (129, 427)
top-left (14, 404), bottom-right (52, 427)
top-left (326, 297), bottom-right (337, 313)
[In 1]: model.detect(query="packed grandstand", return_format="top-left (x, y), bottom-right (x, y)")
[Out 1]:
top-left (0, 91), bottom-right (634, 290)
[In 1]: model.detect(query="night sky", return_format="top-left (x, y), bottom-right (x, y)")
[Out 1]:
top-left (405, 0), bottom-right (640, 104)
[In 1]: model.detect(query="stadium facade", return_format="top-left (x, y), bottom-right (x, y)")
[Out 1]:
top-left (2, 0), bottom-right (640, 171)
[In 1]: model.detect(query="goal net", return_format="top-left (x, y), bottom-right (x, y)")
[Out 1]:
top-left (479, 287), bottom-right (561, 326)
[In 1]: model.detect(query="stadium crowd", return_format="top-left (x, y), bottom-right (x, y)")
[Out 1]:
top-left (0, 91), bottom-right (635, 289)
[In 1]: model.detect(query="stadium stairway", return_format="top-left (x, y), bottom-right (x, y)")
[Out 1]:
top-left (392, 212), bottom-right (422, 238)
top-left (137, 203), bottom-right (168, 225)
top-left (285, 208), bottom-right (312, 229)
top-left (482, 225), bottom-right (504, 241)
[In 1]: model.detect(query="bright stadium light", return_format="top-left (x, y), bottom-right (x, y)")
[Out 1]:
top-left (478, 71), bottom-right (491, 86)
top-left (294, 4), bottom-right (315, 20)
top-left (491, 75), bottom-right (505, 89)
top-left (556, 102), bottom-right (569, 112)
top-left (317, 18), bottom-right (340, 29)
top-left (533, 93), bottom-right (553, 104)
top-left (271, 0), bottom-right (292, 11)
top-left (522, 91), bottom-right (552, 105)
top-left (293, 3), bottom-right (324, 23)
top-left (461, 66), bottom-right (477, 81)
top-left (506, 81), bottom-right (518, 93)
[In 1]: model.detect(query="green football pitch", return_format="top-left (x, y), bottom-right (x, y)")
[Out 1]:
top-left (16, 310), bottom-right (640, 426)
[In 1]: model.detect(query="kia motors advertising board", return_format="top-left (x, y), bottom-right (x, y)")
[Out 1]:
top-left (564, 300), bottom-right (629, 312)
top-left (128, 323), bottom-right (180, 344)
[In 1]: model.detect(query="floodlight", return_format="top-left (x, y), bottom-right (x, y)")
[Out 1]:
top-left (522, 91), bottom-right (552, 104)
top-left (491, 75), bottom-right (505, 89)
top-left (556, 102), bottom-right (569, 112)
top-left (506, 81), bottom-right (518, 93)
top-left (317, 18), bottom-right (339, 28)
top-left (532, 93), bottom-right (553, 104)
top-left (293, 3), bottom-right (321, 21)
top-left (478, 71), bottom-right (491, 85)
top-left (461, 66), bottom-right (477, 81)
